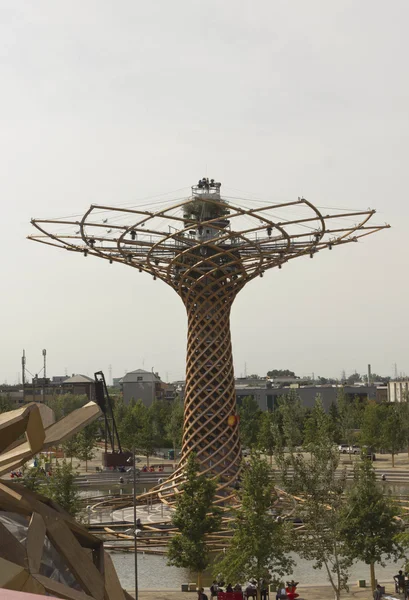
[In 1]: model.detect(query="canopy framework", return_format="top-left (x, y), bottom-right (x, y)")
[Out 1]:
top-left (29, 179), bottom-right (389, 504)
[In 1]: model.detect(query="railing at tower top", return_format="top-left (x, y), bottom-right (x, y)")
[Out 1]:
top-left (192, 179), bottom-right (222, 196)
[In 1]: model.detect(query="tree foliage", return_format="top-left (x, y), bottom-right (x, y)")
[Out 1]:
top-left (257, 411), bottom-right (278, 464)
top-left (267, 369), bottom-right (296, 378)
top-left (278, 391), bottom-right (305, 449)
top-left (379, 403), bottom-right (406, 466)
top-left (46, 460), bottom-right (81, 517)
top-left (277, 398), bottom-right (351, 600)
top-left (167, 454), bottom-right (221, 586)
top-left (340, 459), bottom-right (403, 591)
top-left (46, 394), bottom-right (89, 420)
top-left (166, 398), bottom-right (184, 455)
top-left (217, 454), bottom-right (293, 599)
top-left (74, 421), bottom-right (100, 471)
top-left (0, 395), bottom-right (13, 414)
top-left (21, 459), bottom-right (80, 517)
top-left (238, 396), bottom-right (262, 448)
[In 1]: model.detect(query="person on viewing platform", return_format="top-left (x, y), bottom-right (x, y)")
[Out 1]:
top-left (210, 581), bottom-right (219, 598)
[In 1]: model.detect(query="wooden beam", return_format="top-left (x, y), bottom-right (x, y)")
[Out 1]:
top-left (33, 574), bottom-right (95, 600)
top-left (103, 552), bottom-right (126, 600)
top-left (43, 515), bottom-right (105, 600)
top-left (27, 512), bottom-right (46, 573)
top-left (0, 521), bottom-right (28, 568)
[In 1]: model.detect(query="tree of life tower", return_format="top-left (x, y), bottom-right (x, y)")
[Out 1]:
top-left (29, 178), bottom-right (389, 505)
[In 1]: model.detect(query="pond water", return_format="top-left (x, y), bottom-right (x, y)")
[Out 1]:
top-left (110, 551), bottom-right (402, 590)
top-left (84, 482), bottom-right (409, 590)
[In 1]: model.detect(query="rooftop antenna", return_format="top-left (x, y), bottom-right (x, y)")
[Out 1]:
top-left (21, 350), bottom-right (26, 387)
top-left (42, 349), bottom-right (47, 379)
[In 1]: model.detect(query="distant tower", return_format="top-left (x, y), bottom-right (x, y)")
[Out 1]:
top-left (29, 178), bottom-right (389, 504)
top-left (21, 350), bottom-right (26, 387)
top-left (42, 349), bottom-right (47, 379)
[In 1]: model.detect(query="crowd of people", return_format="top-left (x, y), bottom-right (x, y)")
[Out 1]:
top-left (141, 465), bottom-right (164, 472)
top-left (195, 579), bottom-right (269, 600)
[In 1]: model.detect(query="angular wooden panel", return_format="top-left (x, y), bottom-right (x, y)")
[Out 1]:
top-left (25, 407), bottom-right (45, 454)
top-left (33, 574), bottom-right (95, 600)
top-left (26, 512), bottom-right (46, 573)
top-left (0, 557), bottom-right (29, 590)
top-left (103, 552), bottom-right (126, 600)
top-left (43, 401), bottom-right (101, 447)
top-left (43, 516), bottom-right (105, 600)
top-left (0, 522), bottom-right (27, 568)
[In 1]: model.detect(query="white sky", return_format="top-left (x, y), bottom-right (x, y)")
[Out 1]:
top-left (1, 1), bottom-right (408, 384)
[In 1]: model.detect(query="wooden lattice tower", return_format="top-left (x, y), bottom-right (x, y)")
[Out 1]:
top-left (29, 179), bottom-right (389, 504)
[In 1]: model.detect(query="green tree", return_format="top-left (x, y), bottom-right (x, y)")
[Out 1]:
top-left (379, 403), bottom-right (406, 467)
top-left (167, 454), bottom-right (222, 588)
top-left (346, 372), bottom-right (362, 385)
top-left (62, 434), bottom-right (80, 464)
top-left (337, 389), bottom-right (358, 460)
top-left (340, 459), bottom-right (403, 591)
top-left (75, 421), bottom-right (100, 471)
top-left (267, 369), bottom-right (296, 378)
top-left (277, 398), bottom-right (351, 600)
top-left (118, 401), bottom-right (160, 466)
top-left (238, 396), bottom-right (262, 448)
top-left (0, 395), bottom-right (13, 413)
top-left (328, 402), bottom-right (341, 443)
top-left (135, 406), bottom-right (159, 466)
top-left (359, 401), bottom-right (383, 451)
top-left (47, 394), bottom-right (88, 420)
top-left (257, 411), bottom-right (278, 465)
top-left (47, 460), bottom-right (81, 517)
top-left (278, 391), bottom-right (305, 449)
top-left (166, 399), bottom-right (184, 456)
top-left (150, 399), bottom-right (172, 445)
top-left (22, 464), bottom-right (46, 492)
top-left (217, 454), bottom-right (293, 600)
top-left (21, 459), bottom-right (80, 518)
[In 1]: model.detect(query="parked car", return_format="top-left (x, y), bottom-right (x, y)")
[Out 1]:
top-left (338, 444), bottom-right (360, 454)
top-left (338, 444), bottom-right (350, 454)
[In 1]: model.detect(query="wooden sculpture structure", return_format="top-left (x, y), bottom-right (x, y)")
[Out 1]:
top-left (29, 179), bottom-right (389, 504)
top-left (0, 402), bottom-right (131, 600)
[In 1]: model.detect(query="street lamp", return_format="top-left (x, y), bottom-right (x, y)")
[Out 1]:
top-left (124, 527), bottom-right (141, 599)
top-left (125, 445), bottom-right (141, 600)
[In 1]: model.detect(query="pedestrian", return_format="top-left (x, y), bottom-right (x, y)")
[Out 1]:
top-left (197, 587), bottom-right (208, 600)
top-left (210, 581), bottom-right (219, 598)
top-left (373, 584), bottom-right (382, 600)
top-left (394, 570), bottom-right (405, 593)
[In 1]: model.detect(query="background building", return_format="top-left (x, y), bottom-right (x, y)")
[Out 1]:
top-left (235, 380), bottom-right (387, 411)
top-left (388, 380), bottom-right (409, 403)
top-left (122, 369), bottom-right (165, 406)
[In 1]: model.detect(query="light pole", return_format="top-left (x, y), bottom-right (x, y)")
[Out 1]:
top-left (124, 522), bottom-right (141, 600)
top-left (131, 445), bottom-right (139, 600)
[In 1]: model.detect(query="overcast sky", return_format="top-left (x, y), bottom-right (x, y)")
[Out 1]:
top-left (1, 1), bottom-right (408, 385)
